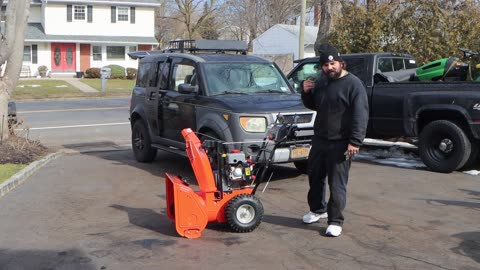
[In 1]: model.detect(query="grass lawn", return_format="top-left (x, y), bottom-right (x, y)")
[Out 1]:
top-left (0, 164), bottom-right (27, 184)
top-left (13, 78), bottom-right (134, 100)
top-left (80, 78), bottom-right (135, 96)
top-left (14, 80), bottom-right (85, 99)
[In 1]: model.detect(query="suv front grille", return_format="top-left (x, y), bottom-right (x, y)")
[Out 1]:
top-left (276, 113), bottom-right (313, 124)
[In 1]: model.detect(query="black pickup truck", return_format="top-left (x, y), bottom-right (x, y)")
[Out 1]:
top-left (288, 52), bottom-right (480, 173)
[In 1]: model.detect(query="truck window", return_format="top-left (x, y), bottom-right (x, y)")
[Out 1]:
top-left (289, 63), bottom-right (321, 92)
top-left (344, 57), bottom-right (366, 84)
top-left (377, 58), bottom-right (393, 72)
top-left (405, 58), bottom-right (417, 69)
top-left (393, 58), bottom-right (405, 71)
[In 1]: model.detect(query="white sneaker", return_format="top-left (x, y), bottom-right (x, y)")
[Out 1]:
top-left (302, 211), bottom-right (328, 224)
top-left (325, 224), bottom-right (342, 237)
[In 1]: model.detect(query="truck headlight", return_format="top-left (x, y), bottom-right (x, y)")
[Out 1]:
top-left (240, 117), bottom-right (267, 132)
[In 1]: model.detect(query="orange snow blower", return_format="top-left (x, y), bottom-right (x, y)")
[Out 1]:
top-left (166, 116), bottom-right (303, 239)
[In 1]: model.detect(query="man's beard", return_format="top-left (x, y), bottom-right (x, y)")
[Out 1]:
top-left (324, 66), bottom-right (343, 80)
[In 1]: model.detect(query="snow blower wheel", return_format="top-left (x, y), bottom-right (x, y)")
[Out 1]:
top-left (226, 194), bottom-right (264, 233)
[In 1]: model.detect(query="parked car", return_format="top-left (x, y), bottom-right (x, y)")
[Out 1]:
top-left (128, 40), bottom-right (315, 172)
top-left (288, 52), bottom-right (480, 173)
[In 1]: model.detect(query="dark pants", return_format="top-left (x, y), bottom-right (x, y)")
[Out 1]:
top-left (307, 139), bottom-right (351, 226)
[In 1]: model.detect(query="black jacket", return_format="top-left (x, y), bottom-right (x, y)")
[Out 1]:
top-left (301, 72), bottom-right (369, 147)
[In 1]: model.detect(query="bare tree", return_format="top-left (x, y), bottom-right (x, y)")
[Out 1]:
top-left (0, 0), bottom-right (30, 139)
top-left (221, 0), bottom-right (301, 51)
top-left (170, 0), bottom-right (217, 40)
top-left (314, 0), bottom-right (341, 55)
top-left (155, 0), bottom-right (178, 48)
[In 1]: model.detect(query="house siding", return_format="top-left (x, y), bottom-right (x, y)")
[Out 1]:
top-left (253, 24), bottom-right (318, 60)
top-left (44, 4), bottom-right (154, 37)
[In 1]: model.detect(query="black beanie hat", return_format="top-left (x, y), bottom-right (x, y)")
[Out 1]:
top-left (319, 44), bottom-right (343, 65)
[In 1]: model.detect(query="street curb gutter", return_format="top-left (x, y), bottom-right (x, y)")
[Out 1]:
top-left (0, 151), bottom-right (64, 199)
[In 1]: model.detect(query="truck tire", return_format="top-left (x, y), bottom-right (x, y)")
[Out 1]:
top-left (293, 160), bottom-right (308, 174)
top-left (132, 120), bottom-right (157, 162)
top-left (226, 194), bottom-right (263, 233)
top-left (418, 120), bottom-right (471, 173)
top-left (460, 140), bottom-right (479, 170)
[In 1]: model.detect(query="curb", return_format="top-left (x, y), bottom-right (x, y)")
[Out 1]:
top-left (0, 151), bottom-right (64, 199)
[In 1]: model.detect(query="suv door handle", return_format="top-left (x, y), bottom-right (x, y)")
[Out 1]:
top-left (147, 91), bottom-right (156, 101)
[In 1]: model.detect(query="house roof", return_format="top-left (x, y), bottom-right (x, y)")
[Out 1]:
top-left (26, 23), bottom-right (158, 45)
top-left (40, 0), bottom-right (161, 7)
top-left (273, 24), bottom-right (319, 45)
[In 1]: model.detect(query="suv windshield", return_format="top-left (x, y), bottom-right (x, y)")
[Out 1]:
top-left (204, 63), bottom-right (291, 96)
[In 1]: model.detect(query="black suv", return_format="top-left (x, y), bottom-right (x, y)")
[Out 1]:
top-left (128, 40), bottom-right (315, 171)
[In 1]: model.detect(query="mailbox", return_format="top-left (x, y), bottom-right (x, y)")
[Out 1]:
top-left (100, 67), bottom-right (111, 79)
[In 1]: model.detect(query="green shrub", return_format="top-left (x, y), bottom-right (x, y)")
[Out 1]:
top-left (85, 67), bottom-right (101, 78)
top-left (105, 64), bottom-right (126, 79)
top-left (126, 67), bottom-right (137, 80)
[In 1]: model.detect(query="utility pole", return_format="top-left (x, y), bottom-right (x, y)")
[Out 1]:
top-left (299, 0), bottom-right (306, 59)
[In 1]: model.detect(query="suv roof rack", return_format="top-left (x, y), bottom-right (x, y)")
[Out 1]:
top-left (165, 39), bottom-right (248, 54)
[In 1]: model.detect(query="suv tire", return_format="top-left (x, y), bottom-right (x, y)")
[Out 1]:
top-left (132, 120), bottom-right (157, 162)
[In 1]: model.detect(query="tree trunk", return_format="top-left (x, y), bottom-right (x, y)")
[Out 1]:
top-left (0, 0), bottom-right (30, 140)
top-left (314, 0), bottom-right (341, 55)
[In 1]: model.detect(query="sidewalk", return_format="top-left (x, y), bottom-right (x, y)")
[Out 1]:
top-left (19, 74), bottom-right (99, 93)
top-left (58, 77), bottom-right (99, 93)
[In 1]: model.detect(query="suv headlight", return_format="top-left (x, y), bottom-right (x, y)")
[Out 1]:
top-left (240, 117), bottom-right (267, 132)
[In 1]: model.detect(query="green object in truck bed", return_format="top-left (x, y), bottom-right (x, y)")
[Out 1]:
top-left (415, 57), bottom-right (468, 81)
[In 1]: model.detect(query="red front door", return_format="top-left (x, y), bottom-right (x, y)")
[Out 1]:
top-left (51, 43), bottom-right (76, 72)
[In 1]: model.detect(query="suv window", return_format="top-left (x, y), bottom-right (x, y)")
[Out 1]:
top-left (203, 63), bottom-right (290, 95)
top-left (156, 61), bottom-right (170, 89)
top-left (137, 62), bottom-right (152, 87)
top-left (170, 58), bottom-right (196, 91)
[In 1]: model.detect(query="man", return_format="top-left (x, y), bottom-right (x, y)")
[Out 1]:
top-left (301, 44), bottom-right (369, 237)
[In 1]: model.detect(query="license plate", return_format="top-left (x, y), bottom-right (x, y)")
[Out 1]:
top-left (290, 146), bottom-right (311, 159)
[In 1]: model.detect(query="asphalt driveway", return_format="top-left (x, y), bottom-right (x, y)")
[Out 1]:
top-left (0, 150), bottom-right (478, 270)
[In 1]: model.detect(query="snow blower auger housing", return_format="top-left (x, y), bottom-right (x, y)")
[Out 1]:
top-left (165, 128), bottom-right (264, 239)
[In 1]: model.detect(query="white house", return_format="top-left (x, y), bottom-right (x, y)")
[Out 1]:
top-left (14, 0), bottom-right (159, 77)
top-left (252, 24), bottom-right (319, 60)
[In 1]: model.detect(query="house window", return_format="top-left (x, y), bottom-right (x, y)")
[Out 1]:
top-left (74, 5), bottom-right (86, 20)
top-left (117, 7), bottom-right (129, 21)
top-left (92, 46), bottom-right (102, 61)
top-left (129, 46), bottom-right (137, 52)
top-left (107, 46), bottom-right (125, 60)
top-left (23, 46), bottom-right (32, 62)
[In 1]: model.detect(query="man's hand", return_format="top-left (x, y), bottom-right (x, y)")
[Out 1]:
top-left (344, 144), bottom-right (360, 160)
top-left (302, 78), bottom-right (315, 93)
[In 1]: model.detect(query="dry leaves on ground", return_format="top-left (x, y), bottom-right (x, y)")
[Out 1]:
top-left (0, 135), bottom-right (50, 164)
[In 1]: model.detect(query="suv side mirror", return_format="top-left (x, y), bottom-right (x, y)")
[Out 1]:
top-left (178, 83), bottom-right (198, 94)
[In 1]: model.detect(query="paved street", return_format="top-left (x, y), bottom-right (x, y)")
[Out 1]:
top-left (0, 150), bottom-right (478, 269)
top-left (14, 97), bottom-right (130, 151)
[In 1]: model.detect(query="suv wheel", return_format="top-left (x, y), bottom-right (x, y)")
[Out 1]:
top-left (132, 120), bottom-right (157, 162)
top-left (293, 160), bottom-right (308, 174)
